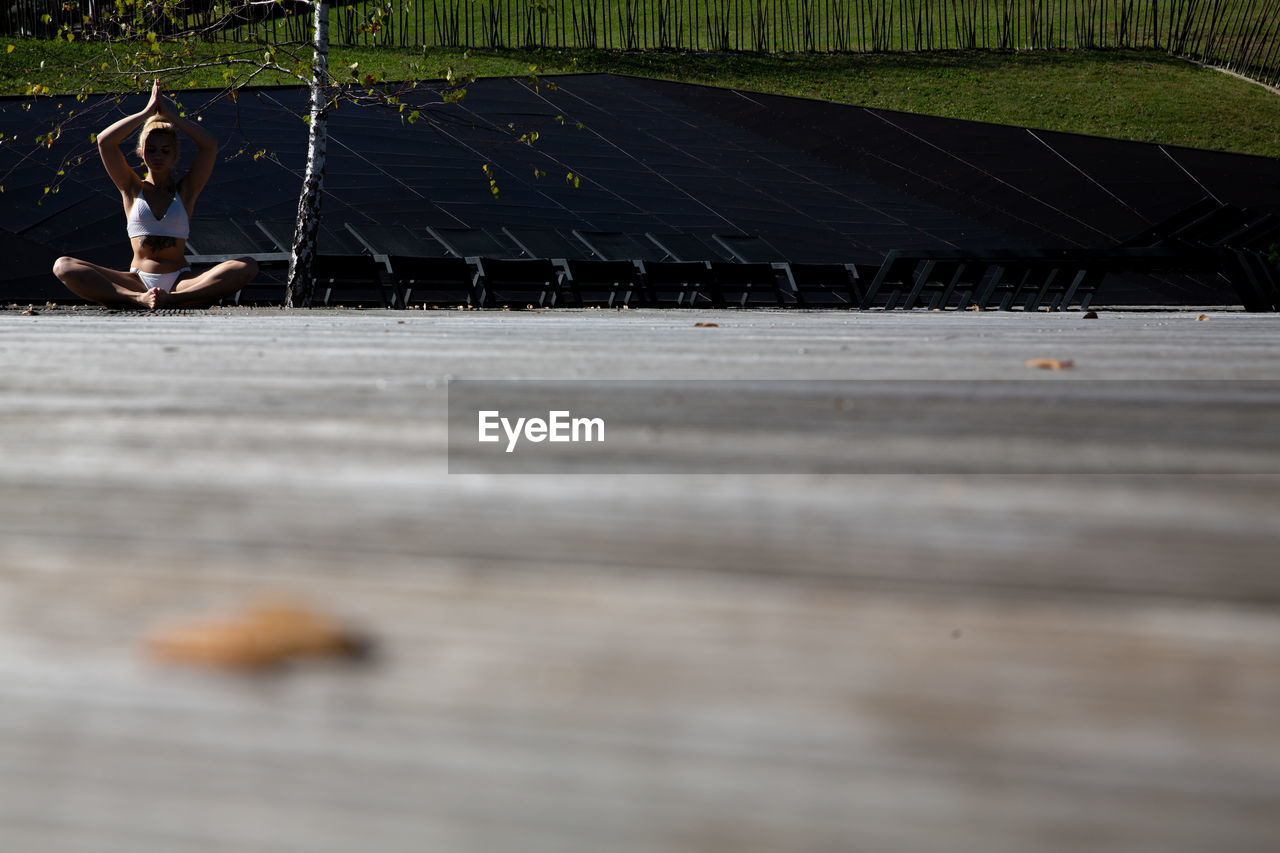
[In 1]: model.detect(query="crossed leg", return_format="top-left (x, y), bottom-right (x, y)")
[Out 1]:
top-left (52, 257), bottom-right (152, 309)
top-left (53, 256), bottom-right (259, 309)
top-left (160, 258), bottom-right (259, 308)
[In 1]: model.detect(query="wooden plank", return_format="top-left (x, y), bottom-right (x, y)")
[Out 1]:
top-left (1, 308), bottom-right (1279, 852)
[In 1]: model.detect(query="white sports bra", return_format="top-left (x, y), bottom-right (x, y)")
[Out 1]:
top-left (127, 191), bottom-right (190, 240)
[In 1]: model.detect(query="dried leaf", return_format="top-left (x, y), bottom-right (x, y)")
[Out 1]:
top-left (146, 599), bottom-right (372, 671)
top-left (1025, 358), bottom-right (1074, 371)
top-left (1197, 314), bottom-right (1211, 321)
top-left (1083, 310), bottom-right (1098, 319)
top-left (694, 322), bottom-right (719, 328)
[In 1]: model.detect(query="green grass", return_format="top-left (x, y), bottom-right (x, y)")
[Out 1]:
top-left (4, 38), bottom-right (1279, 157)
top-left (559, 49), bottom-right (1280, 157)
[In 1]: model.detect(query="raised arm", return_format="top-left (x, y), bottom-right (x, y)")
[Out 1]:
top-left (159, 93), bottom-right (218, 212)
top-left (96, 80), bottom-right (164, 200)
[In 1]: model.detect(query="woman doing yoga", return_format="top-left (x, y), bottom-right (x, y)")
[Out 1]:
top-left (53, 79), bottom-right (258, 309)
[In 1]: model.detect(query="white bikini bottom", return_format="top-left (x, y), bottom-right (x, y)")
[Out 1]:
top-left (131, 267), bottom-right (191, 292)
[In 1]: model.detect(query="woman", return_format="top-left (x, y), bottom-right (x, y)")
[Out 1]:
top-left (53, 79), bottom-right (258, 309)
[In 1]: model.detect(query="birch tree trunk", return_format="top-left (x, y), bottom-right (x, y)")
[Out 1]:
top-left (285, 0), bottom-right (330, 308)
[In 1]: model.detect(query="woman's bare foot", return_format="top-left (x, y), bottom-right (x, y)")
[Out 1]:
top-left (131, 287), bottom-right (173, 310)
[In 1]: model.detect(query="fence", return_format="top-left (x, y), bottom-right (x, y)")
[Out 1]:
top-left (5, 0), bottom-right (1279, 86)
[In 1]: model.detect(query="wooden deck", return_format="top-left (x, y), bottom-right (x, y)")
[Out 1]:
top-left (2, 307), bottom-right (1279, 852)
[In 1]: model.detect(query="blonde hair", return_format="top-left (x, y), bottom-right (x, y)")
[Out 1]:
top-left (136, 115), bottom-right (180, 161)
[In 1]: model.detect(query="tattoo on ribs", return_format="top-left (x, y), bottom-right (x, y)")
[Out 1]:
top-left (143, 235), bottom-right (177, 250)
